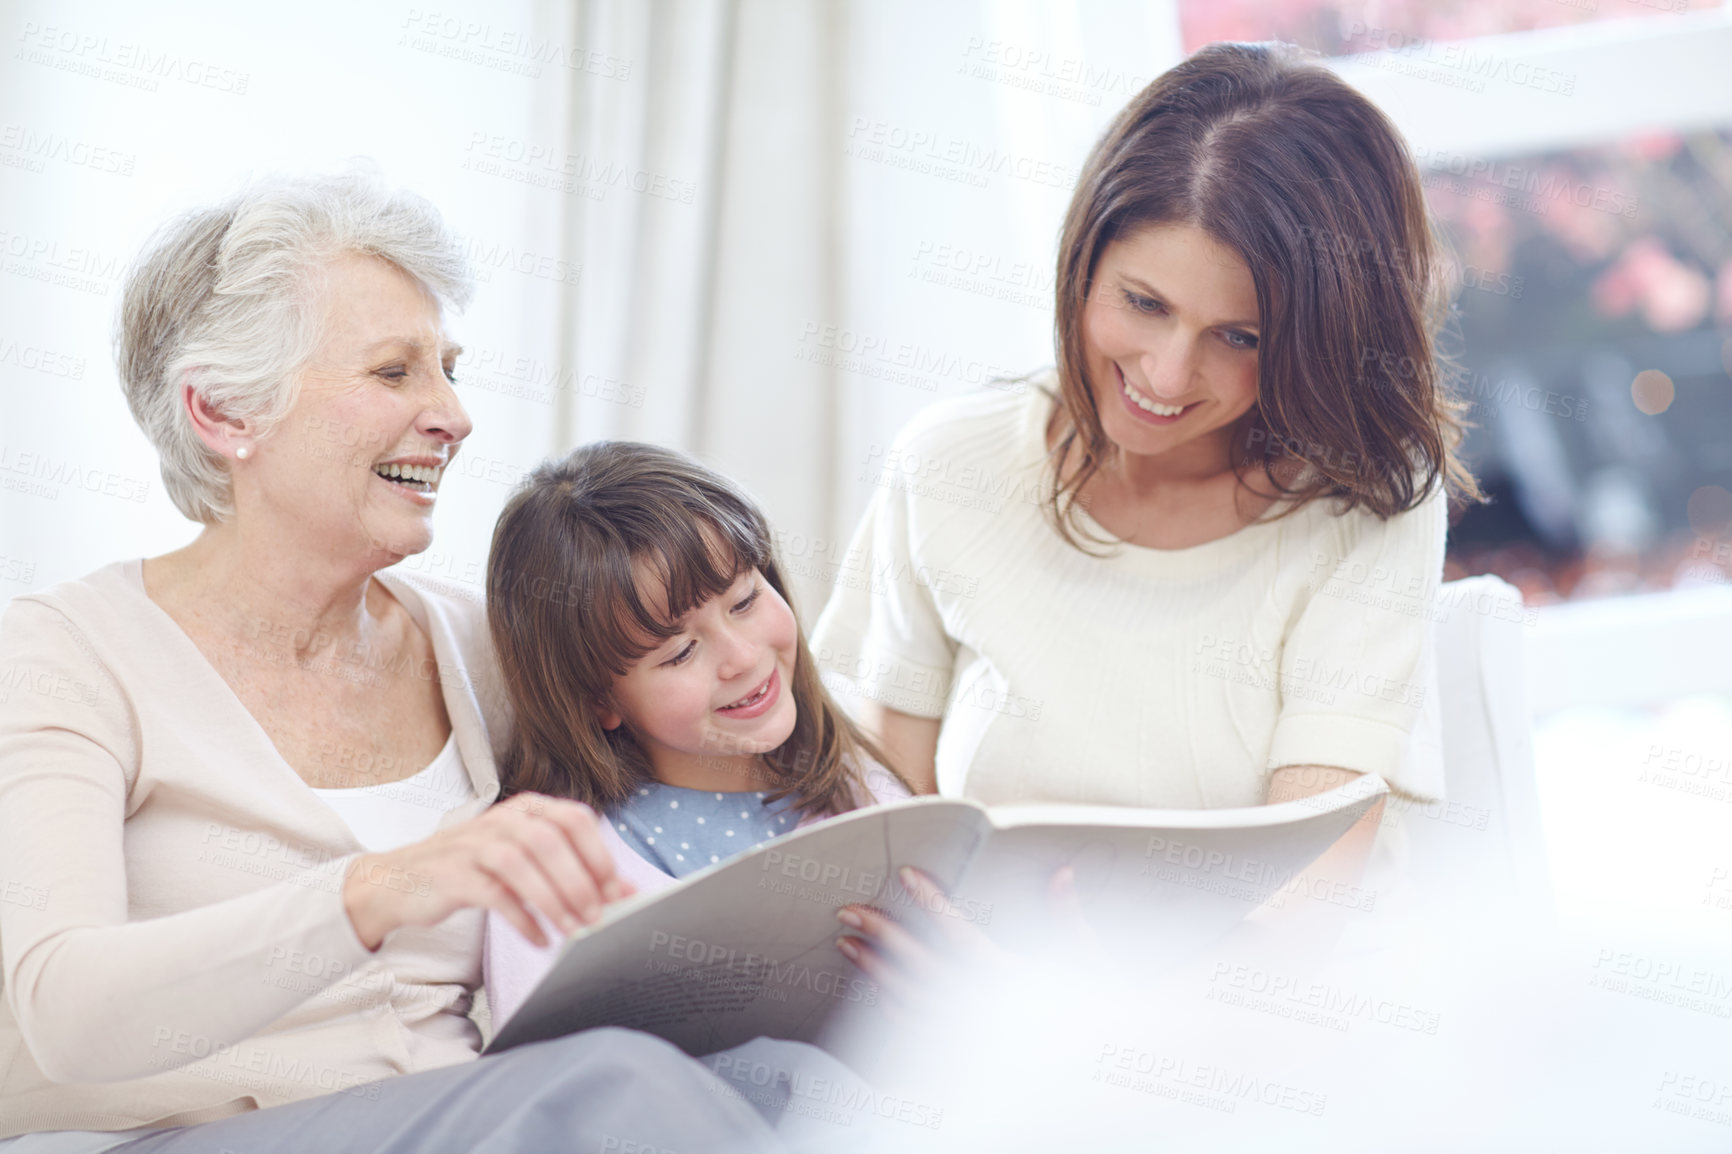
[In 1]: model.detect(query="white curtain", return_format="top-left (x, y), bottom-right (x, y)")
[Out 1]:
top-left (547, 0), bottom-right (854, 591)
top-left (545, 0), bottom-right (1182, 616)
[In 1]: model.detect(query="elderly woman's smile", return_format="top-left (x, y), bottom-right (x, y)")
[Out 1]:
top-left (372, 459), bottom-right (447, 496)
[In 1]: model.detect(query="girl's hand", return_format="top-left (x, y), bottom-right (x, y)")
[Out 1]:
top-left (835, 868), bottom-right (999, 1015)
top-left (837, 866), bottom-right (1086, 1014)
top-left (341, 792), bottom-right (634, 951)
top-left (836, 866), bottom-right (1108, 1014)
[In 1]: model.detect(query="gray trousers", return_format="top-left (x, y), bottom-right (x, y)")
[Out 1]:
top-left (93, 1031), bottom-right (884, 1154)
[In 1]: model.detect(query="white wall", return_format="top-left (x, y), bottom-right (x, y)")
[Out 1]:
top-left (0, 0), bottom-right (1188, 622)
top-left (0, 0), bottom-right (585, 593)
top-left (8, 0), bottom-right (1726, 651)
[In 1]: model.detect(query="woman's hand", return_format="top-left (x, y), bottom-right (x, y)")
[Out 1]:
top-left (341, 792), bottom-right (634, 951)
top-left (1262, 765), bottom-right (1382, 890)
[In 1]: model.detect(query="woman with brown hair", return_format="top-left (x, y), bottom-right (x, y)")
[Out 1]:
top-left (813, 41), bottom-right (1478, 817)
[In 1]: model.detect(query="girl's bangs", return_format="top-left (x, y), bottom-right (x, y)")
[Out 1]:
top-left (585, 510), bottom-right (767, 676)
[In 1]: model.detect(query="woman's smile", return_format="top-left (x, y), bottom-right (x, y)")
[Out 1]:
top-left (1115, 362), bottom-right (1198, 425)
top-left (371, 454), bottom-right (450, 506)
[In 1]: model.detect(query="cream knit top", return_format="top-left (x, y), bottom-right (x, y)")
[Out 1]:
top-left (810, 380), bottom-right (1446, 808)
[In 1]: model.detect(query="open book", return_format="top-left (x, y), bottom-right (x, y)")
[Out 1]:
top-left (484, 775), bottom-right (1388, 1057)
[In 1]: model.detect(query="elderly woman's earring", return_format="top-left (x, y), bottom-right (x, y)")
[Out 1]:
top-left (235, 445), bottom-right (251, 460)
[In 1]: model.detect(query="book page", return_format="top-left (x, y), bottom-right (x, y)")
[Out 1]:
top-left (485, 798), bottom-right (991, 1056)
top-left (958, 776), bottom-right (1388, 963)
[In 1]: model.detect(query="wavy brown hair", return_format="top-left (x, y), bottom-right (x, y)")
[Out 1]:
top-left (1048, 41), bottom-right (1479, 549)
top-left (486, 441), bottom-right (903, 818)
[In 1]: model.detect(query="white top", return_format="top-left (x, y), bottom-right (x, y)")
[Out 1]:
top-left (809, 379), bottom-right (1446, 809)
top-left (311, 731), bottom-right (475, 852)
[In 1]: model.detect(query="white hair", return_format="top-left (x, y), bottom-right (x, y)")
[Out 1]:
top-left (116, 169), bottom-right (474, 524)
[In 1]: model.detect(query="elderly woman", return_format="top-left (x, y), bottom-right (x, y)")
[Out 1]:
top-left (0, 175), bottom-right (794, 1152)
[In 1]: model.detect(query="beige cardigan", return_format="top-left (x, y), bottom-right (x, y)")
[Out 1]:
top-left (0, 560), bottom-right (509, 1139)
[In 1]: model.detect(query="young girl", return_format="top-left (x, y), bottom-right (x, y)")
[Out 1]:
top-left (480, 440), bottom-right (910, 1026)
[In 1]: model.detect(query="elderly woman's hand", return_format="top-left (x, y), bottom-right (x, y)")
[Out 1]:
top-left (341, 792), bottom-right (634, 951)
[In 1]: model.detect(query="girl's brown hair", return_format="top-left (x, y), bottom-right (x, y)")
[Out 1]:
top-left (486, 441), bottom-right (903, 818)
top-left (1049, 41), bottom-right (1479, 548)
